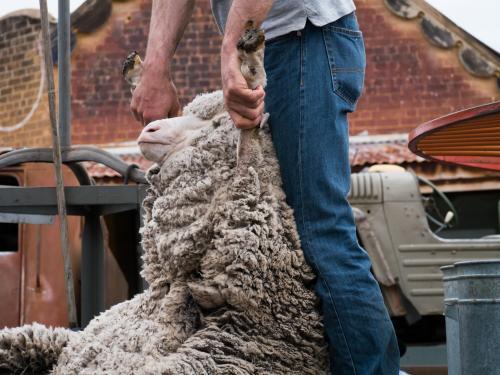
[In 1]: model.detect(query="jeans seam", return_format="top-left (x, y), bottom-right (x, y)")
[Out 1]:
top-left (299, 27), bottom-right (357, 375)
top-left (322, 28), bottom-right (337, 96)
top-left (298, 29), bottom-right (306, 261)
top-left (322, 27), bottom-right (364, 110)
top-left (324, 25), bottom-right (363, 38)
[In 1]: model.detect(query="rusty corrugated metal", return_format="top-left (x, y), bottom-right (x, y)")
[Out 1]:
top-left (84, 138), bottom-right (424, 179)
top-left (84, 154), bottom-right (153, 179)
top-left (350, 142), bottom-right (424, 167)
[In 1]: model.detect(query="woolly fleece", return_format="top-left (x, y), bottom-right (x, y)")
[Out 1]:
top-left (0, 91), bottom-right (328, 374)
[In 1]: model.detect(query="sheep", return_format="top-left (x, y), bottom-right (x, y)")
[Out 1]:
top-left (0, 23), bottom-right (328, 374)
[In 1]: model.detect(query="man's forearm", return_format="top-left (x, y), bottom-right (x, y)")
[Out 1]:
top-left (220, 1), bottom-right (273, 129)
top-left (222, 0), bottom-right (274, 53)
top-left (143, 0), bottom-right (195, 76)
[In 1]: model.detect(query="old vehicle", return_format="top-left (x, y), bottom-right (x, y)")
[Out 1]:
top-left (0, 163), bottom-right (133, 328)
top-left (3, 167), bottom-right (499, 327)
top-left (349, 169), bottom-right (500, 346)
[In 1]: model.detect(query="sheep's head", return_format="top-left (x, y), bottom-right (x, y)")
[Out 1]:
top-left (123, 51), bottom-right (226, 165)
top-left (125, 20), bottom-right (266, 166)
top-left (137, 115), bottom-right (214, 164)
top-left (136, 90), bottom-right (226, 164)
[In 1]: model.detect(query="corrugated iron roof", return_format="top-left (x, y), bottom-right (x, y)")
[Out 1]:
top-left (349, 132), bottom-right (424, 166)
top-left (350, 143), bottom-right (424, 167)
top-left (82, 142), bottom-right (153, 179)
top-left (85, 134), bottom-right (424, 179)
top-left (84, 154), bottom-right (153, 179)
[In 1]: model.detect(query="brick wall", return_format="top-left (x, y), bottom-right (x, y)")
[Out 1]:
top-left (71, 0), bottom-right (222, 144)
top-left (0, 16), bottom-right (51, 148)
top-left (1, 0), bottom-right (498, 148)
top-left (70, 0), bottom-right (500, 143)
top-left (351, 0), bottom-right (498, 135)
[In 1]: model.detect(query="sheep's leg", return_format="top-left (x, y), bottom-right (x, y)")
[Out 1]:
top-left (236, 21), bottom-right (268, 172)
top-left (144, 327), bottom-right (257, 375)
top-left (0, 323), bottom-right (75, 374)
top-left (237, 21), bottom-right (266, 90)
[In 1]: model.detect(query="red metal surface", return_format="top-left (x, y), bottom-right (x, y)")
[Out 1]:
top-left (0, 171), bottom-right (23, 327)
top-left (21, 164), bottom-right (82, 327)
top-left (409, 101), bottom-right (500, 171)
top-left (0, 251), bottom-right (21, 326)
top-left (0, 164), bottom-right (82, 328)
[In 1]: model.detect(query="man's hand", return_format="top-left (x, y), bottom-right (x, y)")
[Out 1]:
top-left (221, 47), bottom-right (265, 130)
top-left (129, 0), bottom-right (194, 126)
top-left (220, 0), bottom-right (274, 129)
top-left (130, 68), bottom-right (181, 126)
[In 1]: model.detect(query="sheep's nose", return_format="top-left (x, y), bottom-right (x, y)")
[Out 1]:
top-left (144, 123), bottom-right (161, 133)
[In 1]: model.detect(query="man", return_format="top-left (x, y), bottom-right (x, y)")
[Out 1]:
top-left (130, 1), bottom-right (400, 373)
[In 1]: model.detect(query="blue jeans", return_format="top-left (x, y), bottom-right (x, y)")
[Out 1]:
top-left (264, 13), bottom-right (400, 374)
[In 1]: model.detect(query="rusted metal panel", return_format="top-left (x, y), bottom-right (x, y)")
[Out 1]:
top-left (0, 252), bottom-right (21, 327)
top-left (0, 163), bottom-right (81, 328)
top-left (0, 171), bottom-right (23, 327)
top-left (20, 163), bottom-right (82, 327)
top-left (0, 162), bottom-right (132, 328)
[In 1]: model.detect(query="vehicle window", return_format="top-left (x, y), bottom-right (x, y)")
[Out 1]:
top-left (432, 190), bottom-right (500, 239)
top-left (0, 175), bottom-right (19, 252)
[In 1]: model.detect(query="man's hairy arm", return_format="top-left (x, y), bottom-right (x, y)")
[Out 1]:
top-left (222, 1), bottom-right (274, 129)
top-left (130, 0), bottom-right (195, 125)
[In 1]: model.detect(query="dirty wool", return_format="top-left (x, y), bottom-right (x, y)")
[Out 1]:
top-left (0, 89), bottom-right (328, 374)
top-left (1, 23), bottom-right (329, 373)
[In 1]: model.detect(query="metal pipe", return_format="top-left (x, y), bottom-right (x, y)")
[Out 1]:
top-left (39, 0), bottom-right (78, 328)
top-left (58, 0), bottom-right (71, 147)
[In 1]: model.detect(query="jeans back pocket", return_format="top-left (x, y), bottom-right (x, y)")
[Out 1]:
top-left (322, 19), bottom-right (366, 112)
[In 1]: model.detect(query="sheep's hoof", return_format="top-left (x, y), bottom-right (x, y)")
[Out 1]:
top-left (122, 51), bottom-right (143, 87)
top-left (122, 51), bottom-right (139, 77)
top-left (236, 20), bottom-right (265, 53)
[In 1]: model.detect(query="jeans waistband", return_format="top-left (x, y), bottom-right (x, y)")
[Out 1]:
top-left (265, 11), bottom-right (358, 44)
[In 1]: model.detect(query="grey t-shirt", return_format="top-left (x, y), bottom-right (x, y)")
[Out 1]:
top-left (211, 0), bottom-right (356, 40)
